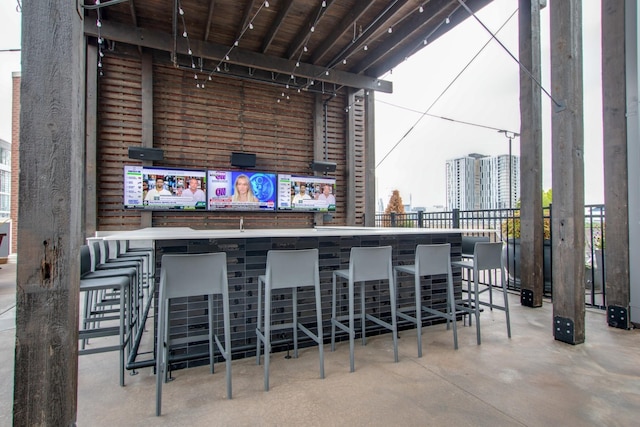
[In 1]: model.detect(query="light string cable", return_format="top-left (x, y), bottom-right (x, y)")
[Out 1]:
top-left (375, 7), bottom-right (517, 169)
top-left (96, 1), bottom-right (105, 76)
top-left (205, 0), bottom-right (270, 85)
top-left (342, 1), bottom-right (451, 112)
top-left (290, 0), bottom-right (407, 101)
top-left (175, 0), bottom-right (206, 87)
top-left (457, 0), bottom-right (564, 111)
top-left (82, 0), bottom-right (131, 76)
top-left (279, 0), bottom-right (331, 102)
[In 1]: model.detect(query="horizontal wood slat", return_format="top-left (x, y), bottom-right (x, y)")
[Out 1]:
top-left (96, 52), bottom-right (362, 230)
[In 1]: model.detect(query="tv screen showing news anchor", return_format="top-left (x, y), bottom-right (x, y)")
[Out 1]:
top-left (207, 170), bottom-right (277, 211)
top-left (123, 165), bottom-right (207, 210)
top-left (276, 174), bottom-right (336, 212)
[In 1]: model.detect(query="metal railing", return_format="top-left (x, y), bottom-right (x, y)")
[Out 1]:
top-left (375, 205), bottom-right (606, 309)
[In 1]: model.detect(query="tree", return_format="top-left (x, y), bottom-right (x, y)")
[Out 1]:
top-left (385, 189), bottom-right (405, 214)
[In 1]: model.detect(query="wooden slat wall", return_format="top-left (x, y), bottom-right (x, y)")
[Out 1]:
top-left (96, 53), bottom-right (363, 230)
top-left (97, 55), bottom-right (144, 230)
top-left (352, 94), bottom-right (367, 224)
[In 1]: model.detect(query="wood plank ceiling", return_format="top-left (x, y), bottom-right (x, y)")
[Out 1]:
top-left (83, 0), bottom-right (492, 94)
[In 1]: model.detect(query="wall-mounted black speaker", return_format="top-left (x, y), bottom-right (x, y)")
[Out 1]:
top-left (128, 147), bottom-right (164, 161)
top-left (311, 160), bottom-right (337, 173)
top-left (231, 152), bottom-right (256, 168)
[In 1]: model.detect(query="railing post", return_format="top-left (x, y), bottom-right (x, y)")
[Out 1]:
top-left (453, 209), bottom-right (460, 229)
top-left (417, 211), bottom-right (423, 228)
top-left (390, 212), bottom-right (397, 227)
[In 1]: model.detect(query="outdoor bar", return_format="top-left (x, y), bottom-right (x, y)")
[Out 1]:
top-left (102, 226), bottom-right (467, 368)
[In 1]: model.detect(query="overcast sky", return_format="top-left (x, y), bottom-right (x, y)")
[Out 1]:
top-left (375, 0), bottom-right (604, 209)
top-left (0, 1), bottom-right (603, 209)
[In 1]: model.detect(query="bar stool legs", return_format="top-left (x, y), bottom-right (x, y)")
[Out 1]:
top-left (330, 245), bottom-right (398, 372)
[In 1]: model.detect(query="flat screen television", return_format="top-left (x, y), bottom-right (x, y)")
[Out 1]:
top-left (207, 170), bottom-right (277, 211)
top-left (277, 174), bottom-right (337, 212)
top-left (123, 165), bottom-right (207, 210)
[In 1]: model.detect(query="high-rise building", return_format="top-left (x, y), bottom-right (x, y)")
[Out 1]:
top-left (446, 153), bottom-right (520, 210)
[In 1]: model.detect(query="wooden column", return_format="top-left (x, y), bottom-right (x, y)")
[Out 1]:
top-left (85, 43), bottom-right (98, 236)
top-left (345, 89), bottom-right (357, 225)
top-left (550, 1), bottom-right (585, 344)
top-left (13, 1), bottom-right (84, 425)
top-left (140, 50), bottom-right (153, 228)
top-left (314, 93), bottom-right (325, 225)
top-left (364, 90), bottom-right (376, 227)
top-left (518, 0), bottom-right (544, 307)
top-left (601, 2), bottom-right (631, 328)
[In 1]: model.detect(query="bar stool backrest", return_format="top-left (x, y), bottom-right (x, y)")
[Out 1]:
top-left (160, 252), bottom-right (228, 299)
top-left (349, 246), bottom-right (393, 282)
top-left (415, 243), bottom-right (452, 276)
top-left (474, 242), bottom-right (504, 270)
top-left (80, 245), bottom-right (92, 277)
top-left (264, 248), bottom-right (319, 290)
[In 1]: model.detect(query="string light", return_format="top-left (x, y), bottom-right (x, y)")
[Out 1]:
top-left (419, 5), bottom-right (424, 13)
top-left (95, 0), bottom-right (104, 76)
top-left (249, 22), bottom-right (254, 30)
top-left (265, 1), bottom-right (269, 7)
top-left (445, 16), bottom-right (450, 24)
top-left (388, 27), bottom-right (393, 33)
top-left (322, 1), bottom-right (326, 7)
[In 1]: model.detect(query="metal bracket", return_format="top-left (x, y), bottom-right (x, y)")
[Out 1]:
top-left (607, 305), bottom-right (629, 329)
top-left (553, 316), bottom-right (575, 344)
top-left (520, 289), bottom-right (534, 307)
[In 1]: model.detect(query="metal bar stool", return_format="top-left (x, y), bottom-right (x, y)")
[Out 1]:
top-left (78, 245), bottom-right (132, 387)
top-left (330, 245), bottom-right (398, 372)
top-left (394, 243), bottom-right (460, 357)
top-left (256, 248), bottom-right (324, 391)
top-left (451, 241), bottom-right (511, 345)
top-left (156, 252), bottom-right (232, 416)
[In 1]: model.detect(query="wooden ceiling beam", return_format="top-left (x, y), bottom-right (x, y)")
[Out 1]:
top-left (309, 0), bottom-right (375, 65)
top-left (261, 0), bottom-right (295, 53)
top-left (203, 0), bottom-right (216, 41)
top-left (324, 0), bottom-right (410, 70)
top-left (351, 0), bottom-right (453, 75)
top-left (236, 0), bottom-right (258, 41)
top-left (86, 19), bottom-right (392, 92)
top-left (363, 0), bottom-right (492, 76)
top-left (285, 0), bottom-right (333, 60)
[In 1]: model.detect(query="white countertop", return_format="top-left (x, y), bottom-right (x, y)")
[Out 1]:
top-left (100, 226), bottom-right (494, 241)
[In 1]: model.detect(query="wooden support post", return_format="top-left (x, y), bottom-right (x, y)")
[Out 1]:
top-left (550, 1), bottom-right (585, 344)
top-left (141, 50), bottom-right (153, 228)
top-left (346, 89), bottom-right (357, 225)
top-left (86, 44), bottom-right (98, 236)
top-left (518, 0), bottom-right (544, 307)
top-left (13, 1), bottom-right (84, 425)
top-left (601, 2), bottom-right (631, 328)
top-left (314, 93), bottom-right (325, 226)
top-left (364, 90), bottom-right (376, 227)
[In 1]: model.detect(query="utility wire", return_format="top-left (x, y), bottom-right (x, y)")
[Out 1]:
top-left (377, 99), bottom-right (518, 134)
top-left (376, 8), bottom-right (517, 169)
top-left (457, 0), bottom-right (564, 111)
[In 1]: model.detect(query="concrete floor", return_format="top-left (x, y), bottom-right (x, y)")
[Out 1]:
top-left (2, 261), bottom-right (640, 426)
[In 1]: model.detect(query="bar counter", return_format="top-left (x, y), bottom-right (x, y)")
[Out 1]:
top-left (102, 226), bottom-right (476, 369)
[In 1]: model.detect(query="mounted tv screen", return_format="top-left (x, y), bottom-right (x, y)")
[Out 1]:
top-left (207, 170), bottom-right (277, 211)
top-left (123, 165), bottom-right (207, 210)
top-left (277, 174), bottom-right (336, 212)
